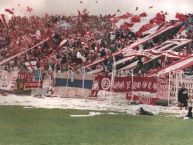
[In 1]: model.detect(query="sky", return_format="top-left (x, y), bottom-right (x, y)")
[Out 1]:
top-left (0, 0), bottom-right (193, 16)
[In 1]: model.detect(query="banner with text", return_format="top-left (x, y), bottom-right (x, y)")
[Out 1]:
top-left (16, 69), bottom-right (42, 90)
top-left (97, 75), bottom-right (157, 93)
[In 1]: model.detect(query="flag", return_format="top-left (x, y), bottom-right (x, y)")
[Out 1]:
top-left (59, 39), bottom-right (67, 47)
top-left (131, 15), bottom-right (140, 23)
top-left (139, 12), bottom-right (147, 17)
top-left (136, 23), bottom-right (155, 36)
top-left (5, 9), bottom-right (14, 15)
top-left (175, 13), bottom-right (187, 21)
top-left (27, 7), bottom-right (33, 13)
top-left (0, 14), bottom-right (9, 27)
top-left (150, 12), bottom-right (165, 25)
top-left (119, 13), bottom-right (133, 19)
top-left (142, 25), bottom-right (160, 36)
top-left (24, 61), bottom-right (37, 72)
top-left (120, 22), bottom-right (133, 29)
top-left (34, 29), bottom-right (41, 40)
top-left (77, 51), bottom-right (86, 62)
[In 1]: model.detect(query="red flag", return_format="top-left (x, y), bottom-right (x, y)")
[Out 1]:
top-left (131, 15), bottom-right (140, 23)
top-left (120, 22), bottom-right (133, 29)
top-left (119, 13), bottom-right (132, 19)
top-left (5, 9), bottom-right (14, 15)
top-left (0, 14), bottom-right (9, 27)
top-left (126, 12), bottom-right (133, 17)
top-left (123, 22), bottom-right (133, 27)
top-left (175, 13), bottom-right (187, 21)
top-left (136, 23), bottom-right (155, 36)
top-left (139, 12), bottom-right (147, 17)
top-left (150, 12), bottom-right (165, 25)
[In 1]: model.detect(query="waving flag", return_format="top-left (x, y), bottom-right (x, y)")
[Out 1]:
top-left (77, 51), bottom-right (86, 62)
top-left (27, 7), bottom-right (33, 13)
top-left (131, 15), bottom-right (140, 23)
top-left (5, 9), bottom-right (14, 15)
top-left (175, 13), bottom-right (187, 21)
top-left (0, 14), bottom-right (9, 27)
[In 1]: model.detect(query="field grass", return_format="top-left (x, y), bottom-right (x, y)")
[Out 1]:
top-left (0, 106), bottom-right (192, 145)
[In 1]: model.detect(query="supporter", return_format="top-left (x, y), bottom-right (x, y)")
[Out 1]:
top-left (178, 83), bottom-right (189, 110)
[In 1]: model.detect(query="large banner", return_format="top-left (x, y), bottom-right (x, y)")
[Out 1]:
top-left (94, 75), bottom-right (168, 105)
top-left (54, 72), bottom-right (93, 89)
top-left (97, 75), bottom-right (157, 93)
top-left (16, 69), bottom-right (42, 90)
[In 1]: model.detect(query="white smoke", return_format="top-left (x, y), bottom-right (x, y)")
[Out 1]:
top-left (0, 0), bottom-right (193, 16)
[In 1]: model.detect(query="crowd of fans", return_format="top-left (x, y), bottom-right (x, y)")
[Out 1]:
top-left (0, 12), bottom-right (193, 76)
top-left (0, 14), bottom-right (137, 72)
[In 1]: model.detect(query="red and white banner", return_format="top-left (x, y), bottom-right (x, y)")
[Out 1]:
top-left (94, 75), bottom-right (170, 105)
top-left (122, 48), bottom-right (182, 59)
top-left (97, 75), bottom-right (157, 93)
top-left (123, 48), bottom-right (155, 58)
